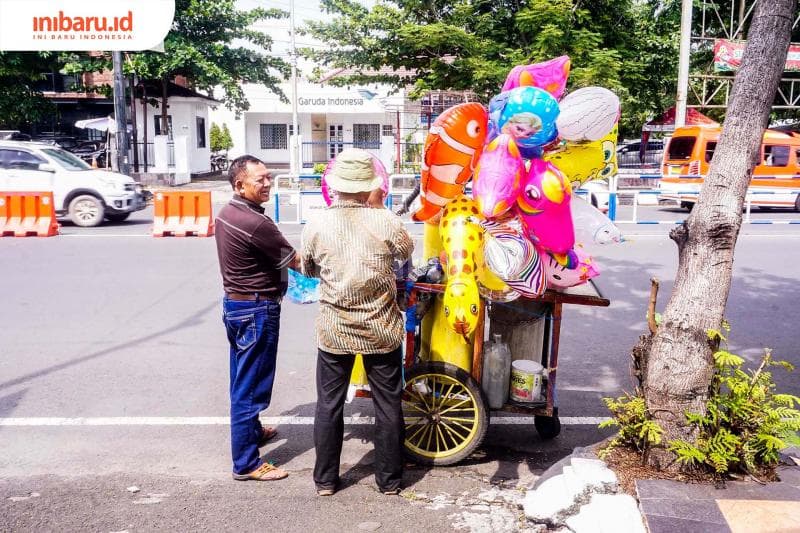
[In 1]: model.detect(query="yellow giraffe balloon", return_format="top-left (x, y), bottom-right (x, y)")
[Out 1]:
top-left (439, 195), bottom-right (510, 340)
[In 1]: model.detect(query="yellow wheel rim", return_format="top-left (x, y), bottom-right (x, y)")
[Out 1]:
top-left (403, 372), bottom-right (480, 460)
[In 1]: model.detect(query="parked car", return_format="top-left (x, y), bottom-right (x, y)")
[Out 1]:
top-left (70, 141), bottom-right (108, 168)
top-left (0, 130), bottom-right (32, 141)
top-left (0, 140), bottom-right (145, 226)
top-left (616, 140), bottom-right (664, 168)
top-left (31, 134), bottom-right (80, 151)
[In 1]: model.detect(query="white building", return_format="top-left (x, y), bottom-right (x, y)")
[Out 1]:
top-left (129, 81), bottom-right (220, 179)
top-left (210, 77), bottom-right (422, 173)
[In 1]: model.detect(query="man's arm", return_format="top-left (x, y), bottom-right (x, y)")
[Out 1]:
top-left (388, 220), bottom-right (414, 262)
top-left (288, 251), bottom-right (301, 270)
top-left (252, 219), bottom-right (297, 270)
top-left (299, 224), bottom-right (319, 277)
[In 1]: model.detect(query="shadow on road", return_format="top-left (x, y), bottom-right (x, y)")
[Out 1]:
top-left (0, 301), bottom-right (219, 393)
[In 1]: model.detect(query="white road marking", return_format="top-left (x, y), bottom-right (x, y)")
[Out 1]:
top-left (59, 234), bottom-right (152, 238)
top-left (0, 415), bottom-right (610, 426)
top-left (623, 233), bottom-right (800, 238)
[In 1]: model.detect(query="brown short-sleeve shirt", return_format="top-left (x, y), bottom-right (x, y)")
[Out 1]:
top-left (215, 196), bottom-right (296, 297)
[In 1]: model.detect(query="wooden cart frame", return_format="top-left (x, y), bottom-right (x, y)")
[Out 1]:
top-left (356, 280), bottom-right (609, 465)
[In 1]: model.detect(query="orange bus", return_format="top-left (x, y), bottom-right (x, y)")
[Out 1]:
top-left (658, 126), bottom-right (800, 211)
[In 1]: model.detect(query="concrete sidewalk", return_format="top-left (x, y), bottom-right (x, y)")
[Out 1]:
top-left (522, 444), bottom-right (800, 532)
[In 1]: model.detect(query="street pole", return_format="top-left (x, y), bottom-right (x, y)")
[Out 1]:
top-left (130, 74), bottom-right (139, 173)
top-left (290, 0), bottom-right (300, 174)
top-left (112, 51), bottom-right (130, 175)
top-left (675, 0), bottom-right (693, 128)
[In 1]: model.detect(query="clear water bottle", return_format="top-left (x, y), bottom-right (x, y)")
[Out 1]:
top-left (482, 334), bottom-right (512, 409)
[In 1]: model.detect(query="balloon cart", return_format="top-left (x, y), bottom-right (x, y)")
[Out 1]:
top-left (339, 53), bottom-right (620, 465)
top-left (349, 275), bottom-right (609, 466)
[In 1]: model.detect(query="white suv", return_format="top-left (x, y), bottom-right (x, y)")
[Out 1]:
top-left (0, 140), bottom-right (145, 227)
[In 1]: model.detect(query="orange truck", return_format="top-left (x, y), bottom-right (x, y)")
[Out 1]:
top-left (658, 126), bottom-right (800, 211)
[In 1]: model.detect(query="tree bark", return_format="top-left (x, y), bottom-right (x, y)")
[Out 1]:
top-left (161, 77), bottom-right (170, 137)
top-left (643, 0), bottom-right (795, 470)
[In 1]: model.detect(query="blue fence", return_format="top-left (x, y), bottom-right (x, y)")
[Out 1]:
top-left (269, 173), bottom-right (800, 225)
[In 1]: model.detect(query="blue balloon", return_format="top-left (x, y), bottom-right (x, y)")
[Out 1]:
top-left (496, 86), bottom-right (559, 148)
top-left (487, 91), bottom-right (509, 142)
top-left (518, 144), bottom-right (543, 160)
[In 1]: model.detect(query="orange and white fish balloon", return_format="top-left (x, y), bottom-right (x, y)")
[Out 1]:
top-left (413, 103), bottom-right (489, 223)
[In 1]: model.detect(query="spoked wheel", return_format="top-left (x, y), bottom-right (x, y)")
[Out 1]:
top-left (402, 361), bottom-right (488, 466)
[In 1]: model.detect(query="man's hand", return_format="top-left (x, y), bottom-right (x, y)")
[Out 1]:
top-left (288, 251), bottom-right (301, 270)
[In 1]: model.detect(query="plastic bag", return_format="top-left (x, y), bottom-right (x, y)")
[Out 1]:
top-left (286, 268), bottom-right (320, 304)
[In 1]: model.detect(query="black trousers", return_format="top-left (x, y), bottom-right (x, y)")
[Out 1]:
top-left (313, 346), bottom-right (405, 492)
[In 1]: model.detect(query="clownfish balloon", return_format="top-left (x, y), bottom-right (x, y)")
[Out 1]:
top-left (413, 103), bottom-right (488, 223)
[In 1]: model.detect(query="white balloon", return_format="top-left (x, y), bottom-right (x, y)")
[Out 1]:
top-left (571, 195), bottom-right (623, 244)
top-left (557, 87), bottom-right (620, 142)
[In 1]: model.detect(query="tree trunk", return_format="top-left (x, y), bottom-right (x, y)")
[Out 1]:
top-left (161, 77), bottom-right (169, 137)
top-left (643, 0), bottom-right (795, 470)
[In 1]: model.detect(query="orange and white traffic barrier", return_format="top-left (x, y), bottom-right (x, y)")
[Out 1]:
top-left (152, 190), bottom-right (214, 237)
top-left (0, 191), bottom-right (59, 237)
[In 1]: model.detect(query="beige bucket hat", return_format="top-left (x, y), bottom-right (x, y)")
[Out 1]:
top-left (326, 148), bottom-right (383, 193)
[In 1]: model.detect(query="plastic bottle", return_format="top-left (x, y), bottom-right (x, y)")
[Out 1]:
top-left (482, 334), bottom-right (512, 409)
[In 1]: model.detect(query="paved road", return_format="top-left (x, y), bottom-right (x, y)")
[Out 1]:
top-left (2, 203), bottom-right (799, 531)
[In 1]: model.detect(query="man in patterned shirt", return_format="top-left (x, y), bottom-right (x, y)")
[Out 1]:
top-left (301, 148), bottom-right (414, 496)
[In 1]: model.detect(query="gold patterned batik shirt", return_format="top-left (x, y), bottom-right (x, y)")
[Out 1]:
top-left (300, 200), bottom-right (414, 355)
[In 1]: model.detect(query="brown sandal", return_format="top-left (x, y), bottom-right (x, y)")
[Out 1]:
top-left (232, 462), bottom-right (289, 481)
top-left (258, 427), bottom-right (278, 447)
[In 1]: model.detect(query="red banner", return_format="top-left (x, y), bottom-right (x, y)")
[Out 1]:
top-left (714, 39), bottom-right (800, 72)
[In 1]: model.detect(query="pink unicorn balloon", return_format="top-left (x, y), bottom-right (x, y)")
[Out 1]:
top-left (545, 246), bottom-right (599, 289)
top-left (472, 134), bottom-right (524, 219)
top-left (514, 158), bottom-right (575, 254)
top-left (321, 154), bottom-right (389, 206)
top-left (502, 56), bottom-right (571, 100)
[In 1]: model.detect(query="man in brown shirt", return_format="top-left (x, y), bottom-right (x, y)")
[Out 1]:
top-left (215, 155), bottom-right (299, 481)
top-left (301, 148), bottom-right (414, 496)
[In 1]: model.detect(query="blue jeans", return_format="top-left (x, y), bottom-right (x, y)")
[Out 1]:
top-left (222, 297), bottom-right (281, 475)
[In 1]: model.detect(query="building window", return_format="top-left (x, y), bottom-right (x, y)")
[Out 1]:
top-left (288, 124), bottom-right (300, 136)
top-left (382, 124), bottom-right (394, 137)
top-left (353, 124), bottom-right (380, 148)
top-left (260, 124), bottom-right (287, 149)
top-left (196, 117), bottom-right (206, 148)
top-left (154, 115), bottom-right (173, 140)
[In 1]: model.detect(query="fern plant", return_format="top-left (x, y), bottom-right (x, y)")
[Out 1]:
top-left (598, 394), bottom-right (663, 459)
top-left (601, 326), bottom-right (800, 477)
top-left (668, 337), bottom-right (800, 476)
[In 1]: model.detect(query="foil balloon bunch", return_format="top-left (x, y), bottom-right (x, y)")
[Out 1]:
top-left (410, 56), bottom-right (623, 339)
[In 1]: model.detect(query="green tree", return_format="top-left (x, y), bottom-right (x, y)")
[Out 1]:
top-left (303, 0), bottom-right (681, 136)
top-left (210, 122), bottom-right (233, 153)
top-left (63, 0), bottom-right (290, 135)
top-left (642, 0), bottom-right (796, 470)
top-left (210, 122), bottom-right (222, 152)
top-left (0, 52), bottom-right (58, 129)
top-left (221, 123), bottom-right (233, 152)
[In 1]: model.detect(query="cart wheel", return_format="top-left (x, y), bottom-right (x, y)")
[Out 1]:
top-left (402, 361), bottom-right (488, 466)
top-left (534, 407), bottom-right (561, 439)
